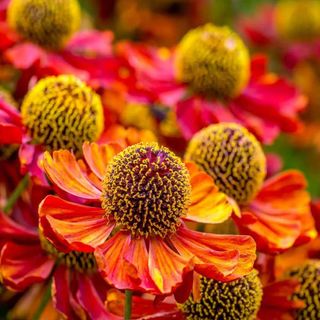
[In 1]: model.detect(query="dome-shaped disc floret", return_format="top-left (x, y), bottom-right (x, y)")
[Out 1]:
top-left (8, 0), bottom-right (81, 49)
top-left (101, 142), bottom-right (191, 238)
top-left (21, 75), bottom-right (104, 155)
top-left (181, 270), bottom-right (263, 320)
top-left (185, 123), bottom-right (266, 205)
top-left (175, 23), bottom-right (250, 100)
top-left (288, 260), bottom-right (320, 320)
top-left (275, 0), bottom-right (320, 41)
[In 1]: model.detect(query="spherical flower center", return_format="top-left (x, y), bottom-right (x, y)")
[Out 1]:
top-left (101, 142), bottom-right (191, 238)
top-left (185, 123), bottom-right (266, 205)
top-left (40, 233), bottom-right (97, 273)
top-left (8, 0), bottom-right (81, 49)
top-left (21, 75), bottom-right (104, 156)
top-left (175, 23), bottom-right (250, 100)
top-left (275, 0), bottom-right (320, 42)
top-left (181, 270), bottom-right (262, 320)
top-left (288, 260), bottom-right (320, 320)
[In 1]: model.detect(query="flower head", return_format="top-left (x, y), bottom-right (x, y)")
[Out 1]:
top-left (275, 0), bottom-right (320, 42)
top-left (8, 0), bottom-right (81, 49)
top-left (180, 271), bottom-right (262, 320)
top-left (175, 24), bottom-right (250, 99)
top-left (21, 74), bottom-right (104, 155)
top-left (102, 142), bottom-right (191, 238)
top-left (185, 123), bottom-right (266, 205)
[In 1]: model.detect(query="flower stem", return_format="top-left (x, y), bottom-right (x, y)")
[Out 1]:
top-left (33, 281), bottom-right (52, 320)
top-left (3, 174), bottom-right (29, 214)
top-left (124, 289), bottom-right (133, 320)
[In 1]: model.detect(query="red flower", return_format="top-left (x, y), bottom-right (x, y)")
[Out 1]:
top-left (39, 141), bottom-right (256, 297)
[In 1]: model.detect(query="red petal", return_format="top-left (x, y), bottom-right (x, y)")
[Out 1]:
top-left (39, 195), bottom-right (114, 252)
top-left (43, 150), bottom-right (102, 200)
top-left (0, 242), bottom-right (54, 291)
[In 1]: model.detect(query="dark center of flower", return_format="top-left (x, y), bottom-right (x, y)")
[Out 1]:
top-left (8, 0), bottom-right (81, 49)
top-left (101, 142), bottom-right (191, 238)
top-left (175, 23), bottom-right (250, 100)
top-left (288, 260), bottom-right (320, 320)
top-left (21, 75), bottom-right (104, 156)
top-left (40, 233), bottom-right (97, 273)
top-left (275, 0), bottom-right (320, 42)
top-left (181, 270), bottom-right (262, 320)
top-left (185, 123), bottom-right (266, 205)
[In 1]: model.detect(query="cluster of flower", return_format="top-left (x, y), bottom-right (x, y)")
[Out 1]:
top-left (0, 0), bottom-right (319, 319)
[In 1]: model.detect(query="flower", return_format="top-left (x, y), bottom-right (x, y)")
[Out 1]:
top-left (185, 123), bottom-right (316, 253)
top-left (39, 141), bottom-right (256, 296)
top-left (116, 26), bottom-right (306, 144)
top-left (0, 209), bottom-right (114, 319)
top-left (7, 0), bottom-right (81, 49)
top-left (0, 74), bottom-right (104, 183)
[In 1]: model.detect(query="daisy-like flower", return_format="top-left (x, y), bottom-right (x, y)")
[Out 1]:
top-left (116, 23), bottom-right (307, 144)
top-left (0, 74), bottom-right (104, 183)
top-left (0, 208), bottom-right (115, 319)
top-left (39, 141), bottom-right (256, 297)
top-left (185, 123), bottom-right (317, 254)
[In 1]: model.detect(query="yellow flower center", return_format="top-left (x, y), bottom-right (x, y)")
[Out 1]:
top-left (288, 260), bottom-right (320, 320)
top-left (275, 0), bottom-right (320, 42)
top-left (8, 0), bottom-right (81, 49)
top-left (40, 233), bottom-right (97, 273)
top-left (180, 270), bottom-right (262, 320)
top-left (21, 75), bottom-right (104, 156)
top-left (185, 123), bottom-right (266, 205)
top-left (175, 23), bottom-right (250, 100)
top-left (101, 142), bottom-right (191, 238)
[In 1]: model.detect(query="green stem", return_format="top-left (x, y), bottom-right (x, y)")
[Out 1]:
top-left (3, 174), bottom-right (29, 214)
top-left (124, 289), bottom-right (133, 320)
top-left (33, 281), bottom-right (52, 320)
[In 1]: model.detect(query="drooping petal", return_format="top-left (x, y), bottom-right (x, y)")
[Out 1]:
top-left (171, 226), bottom-right (256, 281)
top-left (39, 195), bottom-right (114, 252)
top-left (0, 242), bottom-right (54, 291)
top-left (185, 162), bottom-right (235, 224)
top-left (43, 150), bottom-right (102, 200)
top-left (82, 142), bottom-right (122, 180)
top-left (236, 170), bottom-right (316, 253)
top-left (95, 232), bottom-right (160, 293)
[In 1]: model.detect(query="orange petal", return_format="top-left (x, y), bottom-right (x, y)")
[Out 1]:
top-left (39, 195), bottom-right (114, 252)
top-left (95, 232), bottom-right (158, 293)
top-left (172, 226), bottom-right (256, 281)
top-left (236, 170), bottom-right (315, 253)
top-left (185, 162), bottom-right (235, 224)
top-left (83, 142), bottom-right (122, 180)
top-left (43, 150), bottom-right (102, 200)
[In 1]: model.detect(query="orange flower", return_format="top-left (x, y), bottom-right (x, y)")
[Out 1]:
top-left (39, 141), bottom-right (256, 297)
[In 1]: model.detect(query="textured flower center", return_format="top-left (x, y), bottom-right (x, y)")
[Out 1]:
top-left (181, 270), bottom-right (262, 320)
top-left (40, 233), bottom-right (97, 273)
top-left (8, 0), bottom-right (81, 49)
top-left (101, 142), bottom-right (191, 238)
top-left (288, 260), bottom-right (320, 320)
top-left (175, 23), bottom-right (250, 99)
top-left (21, 75), bottom-right (104, 156)
top-left (185, 123), bottom-right (266, 204)
top-left (275, 0), bottom-right (320, 41)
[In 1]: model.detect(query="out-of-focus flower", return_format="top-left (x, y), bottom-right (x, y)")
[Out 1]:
top-left (118, 25), bottom-right (306, 144)
top-left (185, 123), bottom-right (316, 253)
top-left (0, 74), bottom-right (104, 183)
top-left (39, 141), bottom-right (256, 297)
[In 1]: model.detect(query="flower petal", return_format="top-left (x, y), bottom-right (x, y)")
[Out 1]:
top-left (236, 170), bottom-right (316, 253)
top-left (185, 162), bottom-right (235, 224)
top-left (0, 242), bottom-right (54, 291)
top-left (43, 150), bottom-right (102, 200)
top-left (82, 142), bottom-right (122, 180)
top-left (172, 226), bottom-right (256, 281)
top-left (39, 195), bottom-right (114, 252)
